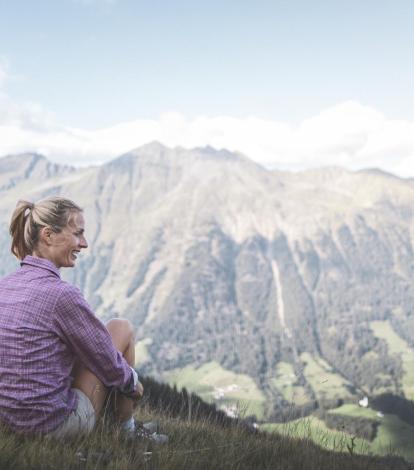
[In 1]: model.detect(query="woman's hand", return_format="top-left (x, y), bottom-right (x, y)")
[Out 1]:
top-left (133, 380), bottom-right (144, 400)
top-left (121, 368), bottom-right (144, 400)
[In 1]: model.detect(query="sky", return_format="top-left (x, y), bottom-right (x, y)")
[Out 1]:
top-left (1, 0), bottom-right (414, 176)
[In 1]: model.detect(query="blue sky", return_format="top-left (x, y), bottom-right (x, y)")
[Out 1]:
top-left (2, 0), bottom-right (413, 127)
top-left (1, 0), bottom-right (414, 175)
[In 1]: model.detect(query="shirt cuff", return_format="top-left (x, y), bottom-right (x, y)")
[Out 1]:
top-left (130, 366), bottom-right (139, 388)
top-left (119, 366), bottom-right (139, 396)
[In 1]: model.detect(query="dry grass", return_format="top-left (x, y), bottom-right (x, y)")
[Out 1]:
top-left (0, 403), bottom-right (412, 470)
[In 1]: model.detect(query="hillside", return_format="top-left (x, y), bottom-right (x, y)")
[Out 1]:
top-left (0, 376), bottom-right (411, 470)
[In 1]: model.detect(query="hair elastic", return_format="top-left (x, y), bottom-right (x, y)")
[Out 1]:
top-left (24, 203), bottom-right (35, 217)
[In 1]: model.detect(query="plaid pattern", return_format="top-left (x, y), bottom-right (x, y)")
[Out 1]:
top-left (0, 256), bottom-right (132, 434)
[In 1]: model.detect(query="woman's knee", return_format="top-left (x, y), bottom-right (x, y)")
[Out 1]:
top-left (106, 318), bottom-right (135, 343)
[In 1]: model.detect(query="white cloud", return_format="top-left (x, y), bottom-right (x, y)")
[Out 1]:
top-left (1, 99), bottom-right (414, 178)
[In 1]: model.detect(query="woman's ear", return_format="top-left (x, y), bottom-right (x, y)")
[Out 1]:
top-left (39, 226), bottom-right (54, 246)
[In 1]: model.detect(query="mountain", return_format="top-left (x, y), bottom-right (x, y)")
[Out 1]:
top-left (1, 143), bottom-right (414, 420)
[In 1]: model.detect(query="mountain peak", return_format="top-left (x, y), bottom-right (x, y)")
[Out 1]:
top-left (135, 141), bottom-right (168, 153)
top-left (107, 142), bottom-right (255, 172)
top-left (192, 145), bottom-right (249, 163)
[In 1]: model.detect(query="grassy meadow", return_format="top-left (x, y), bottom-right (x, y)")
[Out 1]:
top-left (269, 361), bottom-right (310, 405)
top-left (163, 361), bottom-right (266, 419)
top-left (0, 402), bottom-right (411, 470)
top-left (330, 404), bottom-right (414, 461)
top-left (263, 404), bottom-right (414, 463)
top-left (299, 353), bottom-right (355, 401)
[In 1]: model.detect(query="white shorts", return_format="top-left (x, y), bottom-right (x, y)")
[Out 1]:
top-left (49, 388), bottom-right (96, 439)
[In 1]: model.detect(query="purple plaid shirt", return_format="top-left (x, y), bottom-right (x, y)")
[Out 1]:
top-left (0, 255), bottom-right (133, 434)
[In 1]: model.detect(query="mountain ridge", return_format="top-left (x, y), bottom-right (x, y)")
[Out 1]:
top-left (1, 143), bottom-right (414, 419)
top-left (4, 143), bottom-right (413, 182)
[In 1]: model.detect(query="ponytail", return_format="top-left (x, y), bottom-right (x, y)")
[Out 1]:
top-left (9, 201), bottom-right (36, 259)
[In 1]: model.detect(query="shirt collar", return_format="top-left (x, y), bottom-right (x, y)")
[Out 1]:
top-left (21, 255), bottom-right (61, 278)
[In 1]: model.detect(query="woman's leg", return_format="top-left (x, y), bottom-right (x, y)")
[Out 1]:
top-left (104, 319), bottom-right (136, 423)
top-left (72, 318), bottom-right (136, 422)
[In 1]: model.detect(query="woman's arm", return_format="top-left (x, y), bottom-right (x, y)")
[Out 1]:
top-left (53, 283), bottom-right (136, 393)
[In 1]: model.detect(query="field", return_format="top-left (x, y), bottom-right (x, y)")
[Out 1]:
top-left (262, 416), bottom-right (370, 456)
top-left (300, 353), bottom-right (355, 401)
top-left (269, 361), bottom-right (310, 405)
top-left (263, 404), bottom-right (414, 463)
top-left (164, 353), bottom-right (356, 421)
top-left (330, 404), bottom-right (414, 462)
top-left (163, 361), bottom-right (266, 419)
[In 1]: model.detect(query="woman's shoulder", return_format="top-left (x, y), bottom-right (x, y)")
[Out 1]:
top-left (55, 281), bottom-right (94, 314)
top-left (53, 282), bottom-right (96, 323)
top-left (56, 281), bottom-right (83, 300)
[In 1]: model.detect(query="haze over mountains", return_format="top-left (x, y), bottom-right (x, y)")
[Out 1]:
top-left (1, 142), bottom-right (414, 418)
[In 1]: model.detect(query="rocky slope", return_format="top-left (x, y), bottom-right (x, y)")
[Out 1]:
top-left (1, 143), bottom-right (414, 416)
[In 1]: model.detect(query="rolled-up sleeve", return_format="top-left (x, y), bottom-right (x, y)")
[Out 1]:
top-left (53, 284), bottom-right (133, 391)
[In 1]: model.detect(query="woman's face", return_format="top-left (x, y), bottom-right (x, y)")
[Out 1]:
top-left (49, 211), bottom-right (88, 268)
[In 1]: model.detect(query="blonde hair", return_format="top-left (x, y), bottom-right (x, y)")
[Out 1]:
top-left (9, 197), bottom-right (83, 260)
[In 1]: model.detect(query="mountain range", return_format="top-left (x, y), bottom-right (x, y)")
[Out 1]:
top-left (1, 142), bottom-right (414, 419)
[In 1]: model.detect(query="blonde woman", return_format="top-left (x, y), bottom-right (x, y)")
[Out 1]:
top-left (0, 197), bottom-right (147, 439)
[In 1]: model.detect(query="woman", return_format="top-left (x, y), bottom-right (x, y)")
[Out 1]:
top-left (0, 197), bottom-right (144, 438)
